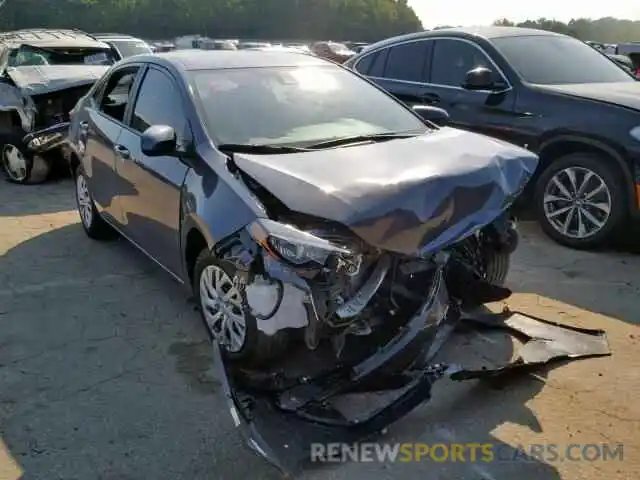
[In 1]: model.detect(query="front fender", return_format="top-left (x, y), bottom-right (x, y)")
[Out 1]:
top-left (181, 168), bottom-right (263, 253)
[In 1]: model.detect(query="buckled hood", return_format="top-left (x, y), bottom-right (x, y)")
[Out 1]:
top-left (7, 65), bottom-right (110, 95)
top-left (232, 128), bottom-right (539, 256)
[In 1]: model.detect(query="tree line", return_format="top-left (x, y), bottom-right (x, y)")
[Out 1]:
top-left (492, 17), bottom-right (640, 43)
top-left (0, 0), bottom-right (423, 41)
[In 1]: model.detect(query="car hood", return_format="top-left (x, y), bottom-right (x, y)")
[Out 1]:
top-left (6, 65), bottom-right (110, 95)
top-left (536, 82), bottom-right (640, 111)
top-left (232, 128), bottom-right (539, 256)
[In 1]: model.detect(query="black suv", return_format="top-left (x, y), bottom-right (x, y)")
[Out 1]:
top-left (345, 26), bottom-right (640, 249)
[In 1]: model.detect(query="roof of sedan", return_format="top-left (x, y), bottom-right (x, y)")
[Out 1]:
top-left (143, 49), bottom-right (327, 71)
top-left (362, 26), bottom-right (563, 52)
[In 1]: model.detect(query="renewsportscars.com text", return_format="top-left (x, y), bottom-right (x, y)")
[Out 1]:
top-left (310, 442), bottom-right (624, 463)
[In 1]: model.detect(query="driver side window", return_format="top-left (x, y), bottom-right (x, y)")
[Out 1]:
top-left (130, 67), bottom-right (186, 137)
top-left (431, 39), bottom-right (504, 87)
top-left (98, 67), bottom-right (139, 123)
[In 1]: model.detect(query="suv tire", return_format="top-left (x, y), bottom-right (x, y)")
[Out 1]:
top-left (534, 153), bottom-right (626, 249)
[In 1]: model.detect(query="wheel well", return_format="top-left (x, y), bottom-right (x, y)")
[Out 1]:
top-left (185, 228), bottom-right (208, 283)
top-left (537, 140), bottom-right (629, 186)
top-left (0, 111), bottom-right (20, 132)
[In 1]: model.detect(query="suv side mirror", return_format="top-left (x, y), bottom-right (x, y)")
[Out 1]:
top-left (412, 104), bottom-right (450, 126)
top-left (462, 66), bottom-right (497, 91)
top-left (141, 125), bottom-right (177, 156)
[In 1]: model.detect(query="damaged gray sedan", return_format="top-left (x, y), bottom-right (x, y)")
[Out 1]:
top-left (67, 50), bottom-right (611, 474)
top-left (0, 29), bottom-right (115, 183)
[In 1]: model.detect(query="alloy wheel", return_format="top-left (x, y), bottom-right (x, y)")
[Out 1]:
top-left (542, 166), bottom-right (612, 239)
top-left (76, 173), bottom-right (93, 228)
top-left (199, 264), bottom-right (247, 352)
top-left (2, 144), bottom-right (28, 182)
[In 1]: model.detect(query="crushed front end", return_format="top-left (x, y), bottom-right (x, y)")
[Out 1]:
top-left (1, 65), bottom-right (108, 183)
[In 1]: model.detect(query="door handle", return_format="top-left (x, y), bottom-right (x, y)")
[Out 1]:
top-left (114, 144), bottom-right (130, 159)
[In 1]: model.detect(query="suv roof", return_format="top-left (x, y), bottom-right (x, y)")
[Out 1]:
top-left (0, 29), bottom-right (108, 49)
top-left (93, 33), bottom-right (146, 41)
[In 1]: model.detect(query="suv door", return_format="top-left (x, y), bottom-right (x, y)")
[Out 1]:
top-left (424, 38), bottom-right (517, 141)
top-left (81, 65), bottom-right (141, 224)
top-left (356, 40), bottom-right (433, 107)
top-left (115, 66), bottom-right (191, 276)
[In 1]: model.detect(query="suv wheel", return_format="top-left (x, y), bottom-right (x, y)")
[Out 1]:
top-left (75, 164), bottom-right (115, 240)
top-left (1, 130), bottom-right (50, 184)
top-left (534, 153), bottom-right (626, 248)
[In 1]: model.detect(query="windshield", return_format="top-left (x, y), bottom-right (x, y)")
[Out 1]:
top-left (109, 40), bottom-right (153, 58)
top-left (190, 65), bottom-right (427, 146)
top-left (493, 35), bottom-right (635, 85)
top-left (8, 45), bottom-right (115, 67)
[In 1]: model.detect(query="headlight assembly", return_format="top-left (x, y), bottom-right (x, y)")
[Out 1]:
top-left (630, 126), bottom-right (640, 141)
top-left (248, 219), bottom-right (358, 269)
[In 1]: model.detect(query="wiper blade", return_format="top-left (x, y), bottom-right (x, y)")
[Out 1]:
top-left (217, 143), bottom-right (311, 154)
top-left (306, 132), bottom-right (420, 149)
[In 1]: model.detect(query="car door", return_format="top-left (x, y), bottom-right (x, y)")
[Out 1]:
top-left (357, 40), bottom-right (433, 107)
top-left (114, 65), bottom-right (191, 276)
top-left (80, 65), bottom-right (142, 224)
top-left (423, 38), bottom-right (518, 142)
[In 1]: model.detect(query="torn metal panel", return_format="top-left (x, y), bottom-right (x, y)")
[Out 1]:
top-left (450, 310), bottom-right (611, 379)
top-left (232, 128), bottom-right (539, 256)
top-left (7, 65), bottom-right (110, 96)
top-left (0, 81), bottom-right (36, 131)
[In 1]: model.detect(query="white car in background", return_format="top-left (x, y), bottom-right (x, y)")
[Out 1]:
top-left (93, 33), bottom-right (153, 60)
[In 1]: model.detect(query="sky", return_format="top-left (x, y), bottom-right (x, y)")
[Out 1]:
top-left (408, 0), bottom-right (640, 29)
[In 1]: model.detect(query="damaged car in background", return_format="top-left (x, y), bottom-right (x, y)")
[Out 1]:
top-left (67, 51), bottom-right (612, 474)
top-left (0, 29), bottom-right (115, 183)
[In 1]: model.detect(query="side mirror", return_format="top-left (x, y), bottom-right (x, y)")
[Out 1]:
top-left (462, 66), bottom-right (497, 91)
top-left (412, 104), bottom-right (450, 126)
top-left (141, 125), bottom-right (177, 156)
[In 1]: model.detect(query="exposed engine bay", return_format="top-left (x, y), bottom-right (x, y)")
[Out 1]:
top-left (232, 214), bottom-right (515, 361)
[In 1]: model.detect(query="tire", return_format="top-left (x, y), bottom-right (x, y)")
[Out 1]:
top-left (193, 249), bottom-right (288, 364)
top-left (534, 153), bottom-right (626, 249)
top-left (484, 250), bottom-right (510, 286)
top-left (1, 131), bottom-right (50, 184)
top-left (75, 164), bottom-right (115, 240)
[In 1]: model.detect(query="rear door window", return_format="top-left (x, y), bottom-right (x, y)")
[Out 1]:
top-left (354, 52), bottom-right (376, 75)
top-left (368, 48), bottom-right (389, 77)
top-left (383, 41), bottom-right (431, 83)
top-left (98, 66), bottom-right (140, 123)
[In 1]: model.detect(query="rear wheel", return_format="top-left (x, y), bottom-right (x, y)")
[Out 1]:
top-left (75, 164), bottom-right (115, 240)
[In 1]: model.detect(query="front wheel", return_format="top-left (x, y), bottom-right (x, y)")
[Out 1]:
top-left (193, 250), bottom-right (288, 364)
top-left (534, 153), bottom-right (626, 249)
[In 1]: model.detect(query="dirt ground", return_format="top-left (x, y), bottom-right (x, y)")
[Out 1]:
top-left (0, 178), bottom-right (638, 480)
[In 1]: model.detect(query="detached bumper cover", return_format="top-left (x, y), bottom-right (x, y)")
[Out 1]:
top-left (23, 122), bottom-right (70, 153)
top-left (213, 306), bottom-right (610, 475)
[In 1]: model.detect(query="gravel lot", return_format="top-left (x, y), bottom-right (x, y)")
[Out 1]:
top-left (1, 178), bottom-right (638, 480)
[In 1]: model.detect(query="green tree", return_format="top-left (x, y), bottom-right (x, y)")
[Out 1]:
top-left (0, 0), bottom-right (423, 41)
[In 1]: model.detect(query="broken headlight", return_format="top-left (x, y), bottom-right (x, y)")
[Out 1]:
top-left (248, 219), bottom-right (359, 269)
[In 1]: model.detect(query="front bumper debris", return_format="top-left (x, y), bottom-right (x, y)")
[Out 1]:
top-left (23, 122), bottom-right (70, 153)
top-left (213, 306), bottom-right (610, 476)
